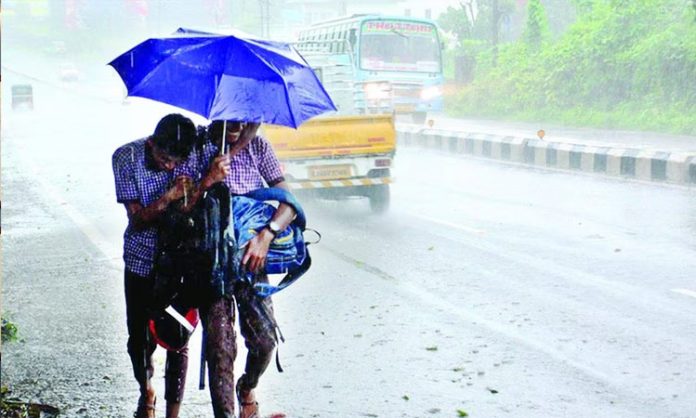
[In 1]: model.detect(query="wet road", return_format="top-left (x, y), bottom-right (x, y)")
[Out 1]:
top-left (2, 68), bottom-right (696, 417)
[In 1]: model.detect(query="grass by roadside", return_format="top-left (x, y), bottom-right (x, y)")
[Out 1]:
top-left (0, 317), bottom-right (58, 418)
top-left (1, 317), bottom-right (26, 417)
top-left (444, 91), bottom-right (696, 137)
top-left (0, 388), bottom-right (59, 418)
top-left (1, 386), bottom-right (30, 418)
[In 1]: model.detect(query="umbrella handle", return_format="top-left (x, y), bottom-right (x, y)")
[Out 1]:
top-left (220, 120), bottom-right (227, 156)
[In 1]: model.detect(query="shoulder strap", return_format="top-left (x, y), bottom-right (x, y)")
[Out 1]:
top-left (252, 256), bottom-right (312, 299)
top-left (243, 187), bottom-right (306, 230)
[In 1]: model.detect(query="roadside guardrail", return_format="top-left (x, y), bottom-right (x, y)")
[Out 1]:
top-left (397, 126), bottom-right (696, 185)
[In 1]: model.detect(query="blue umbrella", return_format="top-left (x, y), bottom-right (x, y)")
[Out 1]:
top-left (108, 28), bottom-right (336, 128)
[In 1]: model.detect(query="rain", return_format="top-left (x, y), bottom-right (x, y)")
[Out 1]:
top-left (2, 1), bottom-right (696, 418)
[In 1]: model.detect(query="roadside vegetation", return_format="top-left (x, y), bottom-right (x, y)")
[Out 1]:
top-left (2, 317), bottom-right (19, 344)
top-left (439, 0), bottom-right (696, 135)
top-left (1, 316), bottom-right (28, 417)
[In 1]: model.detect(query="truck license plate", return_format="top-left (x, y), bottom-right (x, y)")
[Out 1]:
top-left (394, 104), bottom-right (416, 112)
top-left (308, 164), bottom-right (352, 180)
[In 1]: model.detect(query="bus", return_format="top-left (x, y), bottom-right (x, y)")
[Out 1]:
top-left (295, 14), bottom-right (444, 124)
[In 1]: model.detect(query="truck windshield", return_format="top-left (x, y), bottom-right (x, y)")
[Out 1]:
top-left (359, 20), bottom-right (440, 73)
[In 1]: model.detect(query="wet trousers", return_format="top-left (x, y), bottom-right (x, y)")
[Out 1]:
top-left (200, 296), bottom-right (237, 418)
top-left (124, 270), bottom-right (189, 403)
top-left (200, 275), bottom-right (278, 418)
top-left (235, 275), bottom-right (278, 393)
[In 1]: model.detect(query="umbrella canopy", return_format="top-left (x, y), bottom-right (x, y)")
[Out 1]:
top-left (108, 28), bottom-right (336, 128)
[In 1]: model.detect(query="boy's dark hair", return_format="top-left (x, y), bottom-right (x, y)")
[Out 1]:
top-left (151, 113), bottom-right (196, 159)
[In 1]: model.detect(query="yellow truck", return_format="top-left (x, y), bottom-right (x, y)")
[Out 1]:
top-left (263, 40), bottom-right (397, 213)
top-left (263, 113), bottom-right (395, 213)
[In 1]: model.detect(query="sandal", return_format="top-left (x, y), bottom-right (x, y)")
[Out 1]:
top-left (236, 385), bottom-right (260, 418)
top-left (134, 395), bottom-right (156, 418)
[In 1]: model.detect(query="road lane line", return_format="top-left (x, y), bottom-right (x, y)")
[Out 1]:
top-left (671, 288), bottom-right (696, 299)
top-left (14, 145), bottom-right (122, 268)
top-left (406, 211), bottom-right (486, 235)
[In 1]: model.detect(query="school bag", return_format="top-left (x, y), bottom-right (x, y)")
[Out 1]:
top-left (151, 183), bottom-right (314, 352)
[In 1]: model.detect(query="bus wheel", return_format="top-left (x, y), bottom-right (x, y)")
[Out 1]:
top-left (412, 112), bottom-right (427, 124)
top-left (368, 185), bottom-right (390, 213)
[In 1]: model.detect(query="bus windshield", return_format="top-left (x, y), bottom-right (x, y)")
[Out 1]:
top-left (359, 20), bottom-right (441, 73)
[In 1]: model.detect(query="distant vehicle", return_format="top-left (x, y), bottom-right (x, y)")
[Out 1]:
top-left (256, 15), bottom-right (447, 212)
top-left (52, 40), bottom-right (67, 55)
top-left (58, 63), bottom-right (79, 82)
top-left (295, 14), bottom-right (444, 124)
top-left (11, 84), bottom-right (34, 110)
top-left (263, 14), bottom-right (444, 212)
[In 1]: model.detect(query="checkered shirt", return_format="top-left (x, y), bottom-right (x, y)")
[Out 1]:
top-left (112, 138), bottom-right (192, 277)
top-left (185, 135), bottom-right (284, 195)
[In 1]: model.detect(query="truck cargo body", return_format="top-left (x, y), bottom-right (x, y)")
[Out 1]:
top-left (263, 114), bottom-right (395, 212)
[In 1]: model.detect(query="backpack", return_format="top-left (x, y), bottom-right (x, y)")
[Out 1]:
top-left (233, 187), bottom-right (313, 298)
top-left (151, 184), bottom-right (314, 351)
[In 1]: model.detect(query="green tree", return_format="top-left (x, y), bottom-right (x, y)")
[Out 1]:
top-left (448, 0), bottom-right (696, 134)
top-left (523, 0), bottom-right (550, 49)
top-left (438, 2), bottom-right (475, 47)
top-left (438, 0), bottom-right (516, 45)
top-left (438, 0), bottom-right (516, 69)
top-left (538, 0), bottom-right (579, 36)
top-left (437, 6), bottom-right (473, 48)
top-left (572, 0), bottom-right (596, 15)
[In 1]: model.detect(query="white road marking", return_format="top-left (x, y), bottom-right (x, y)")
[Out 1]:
top-left (407, 211), bottom-right (486, 235)
top-left (671, 288), bottom-right (696, 299)
top-left (15, 145), bottom-right (122, 267)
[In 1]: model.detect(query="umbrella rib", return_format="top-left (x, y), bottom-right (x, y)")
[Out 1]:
top-left (240, 43), bottom-right (298, 128)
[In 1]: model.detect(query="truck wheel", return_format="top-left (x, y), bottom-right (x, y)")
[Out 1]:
top-left (412, 112), bottom-right (427, 124)
top-left (368, 185), bottom-right (390, 213)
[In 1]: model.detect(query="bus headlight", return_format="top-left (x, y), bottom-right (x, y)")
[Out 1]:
top-left (420, 86), bottom-right (442, 101)
top-left (364, 82), bottom-right (391, 100)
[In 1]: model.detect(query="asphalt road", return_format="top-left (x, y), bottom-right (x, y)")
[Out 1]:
top-left (2, 59), bottom-right (696, 418)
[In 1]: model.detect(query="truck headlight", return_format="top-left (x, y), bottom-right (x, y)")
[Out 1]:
top-left (364, 82), bottom-right (391, 100)
top-left (420, 86), bottom-right (442, 100)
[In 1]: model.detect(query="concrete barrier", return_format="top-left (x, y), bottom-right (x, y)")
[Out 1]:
top-left (396, 127), bottom-right (695, 185)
